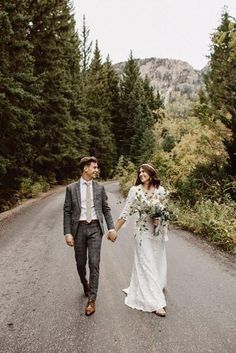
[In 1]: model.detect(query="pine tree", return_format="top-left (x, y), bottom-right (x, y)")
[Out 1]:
top-left (80, 15), bottom-right (93, 75)
top-left (85, 42), bottom-right (116, 177)
top-left (65, 13), bottom-right (90, 178)
top-left (119, 52), bottom-right (141, 157)
top-left (129, 79), bottom-right (156, 165)
top-left (119, 52), bottom-right (158, 164)
top-left (142, 75), bottom-right (163, 113)
top-left (0, 0), bottom-right (37, 194)
top-left (103, 55), bottom-right (121, 158)
top-left (29, 0), bottom-right (88, 181)
top-left (204, 11), bottom-right (236, 174)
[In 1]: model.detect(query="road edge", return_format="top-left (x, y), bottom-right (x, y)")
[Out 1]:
top-left (0, 185), bottom-right (65, 223)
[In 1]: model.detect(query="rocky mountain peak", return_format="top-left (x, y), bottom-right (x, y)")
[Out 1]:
top-left (114, 57), bottom-right (206, 108)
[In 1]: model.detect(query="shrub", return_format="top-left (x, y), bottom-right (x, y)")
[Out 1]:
top-left (19, 176), bottom-right (50, 199)
top-left (169, 199), bottom-right (236, 253)
top-left (114, 156), bottom-right (136, 196)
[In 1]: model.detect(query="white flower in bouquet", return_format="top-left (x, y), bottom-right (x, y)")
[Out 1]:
top-left (145, 198), bottom-right (165, 218)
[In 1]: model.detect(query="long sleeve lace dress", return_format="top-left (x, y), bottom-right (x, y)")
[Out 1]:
top-left (119, 185), bottom-right (168, 312)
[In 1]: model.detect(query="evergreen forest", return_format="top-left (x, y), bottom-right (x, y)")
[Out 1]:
top-left (0, 2), bottom-right (235, 251)
top-left (0, 0), bottom-right (161, 208)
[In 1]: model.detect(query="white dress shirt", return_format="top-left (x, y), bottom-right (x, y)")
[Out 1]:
top-left (79, 177), bottom-right (98, 221)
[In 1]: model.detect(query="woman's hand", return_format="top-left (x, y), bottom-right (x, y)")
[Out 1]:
top-left (115, 218), bottom-right (126, 233)
top-left (65, 234), bottom-right (74, 247)
top-left (107, 230), bottom-right (117, 242)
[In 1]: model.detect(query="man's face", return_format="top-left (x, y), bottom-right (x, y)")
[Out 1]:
top-left (84, 162), bottom-right (99, 179)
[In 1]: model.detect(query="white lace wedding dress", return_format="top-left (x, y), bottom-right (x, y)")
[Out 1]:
top-left (119, 185), bottom-right (168, 312)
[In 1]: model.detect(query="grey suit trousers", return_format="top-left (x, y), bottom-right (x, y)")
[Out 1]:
top-left (74, 221), bottom-right (102, 301)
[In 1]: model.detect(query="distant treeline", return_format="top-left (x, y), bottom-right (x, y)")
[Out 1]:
top-left (0, 0), bottom-right (162, 211)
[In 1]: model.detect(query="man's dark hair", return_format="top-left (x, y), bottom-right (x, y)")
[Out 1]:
top-left (79, 156), bottom-right (98, 171)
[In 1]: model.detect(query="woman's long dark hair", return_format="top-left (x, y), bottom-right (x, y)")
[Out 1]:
top-left (135, 164), bottom-right (160, 188)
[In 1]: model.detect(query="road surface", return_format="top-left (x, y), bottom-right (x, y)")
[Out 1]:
top-left (0, 182), bottom-right (235, 353)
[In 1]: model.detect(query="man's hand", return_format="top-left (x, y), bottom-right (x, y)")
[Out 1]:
top-left (107, 230), bottom-right (117, 242)
top-left (65, 234), bottom-right (74, 247)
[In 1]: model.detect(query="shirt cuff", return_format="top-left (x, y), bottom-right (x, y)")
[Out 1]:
top-left (108, 229), bottom-right (115, 232)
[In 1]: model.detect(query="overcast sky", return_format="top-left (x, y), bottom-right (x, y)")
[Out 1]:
top-left (72, 0), bottom-right (236, 70)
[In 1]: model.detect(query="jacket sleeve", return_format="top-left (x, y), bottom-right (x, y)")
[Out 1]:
top-left (63, 186), bottom-right (72, 235)
top-left (102, 185), bottom-right (114, 230)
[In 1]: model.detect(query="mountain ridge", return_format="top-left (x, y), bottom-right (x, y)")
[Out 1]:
top-left (114, 57), bottom-right (206, 110)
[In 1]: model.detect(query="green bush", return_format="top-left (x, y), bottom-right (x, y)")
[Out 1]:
top-left (20, 176), bottom-right (50, 199)
top-left (169, 199), bottom-right (236, 253)
top-left (114, 156), bottom-right (136, 196)
top-left (175, 177), bottom-right (202, 205)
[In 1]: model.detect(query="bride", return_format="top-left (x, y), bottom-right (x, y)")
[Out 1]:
top-left (115, 163), bottom-right (168, 317)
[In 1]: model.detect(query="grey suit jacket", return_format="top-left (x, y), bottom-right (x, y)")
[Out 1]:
top-left (63, 180), bottom-right (114, 236)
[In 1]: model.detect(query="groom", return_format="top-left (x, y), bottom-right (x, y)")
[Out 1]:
top-left (63, 156), bottom-right (117, 316)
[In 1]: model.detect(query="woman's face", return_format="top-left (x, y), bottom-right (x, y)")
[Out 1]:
top-left (139, 167), bottom-right (151, 184)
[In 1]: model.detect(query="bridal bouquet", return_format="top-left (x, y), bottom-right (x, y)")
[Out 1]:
top-left (145, 198), bottom-right (164, 218)
top-left (144, 198), bottom-right (170, 236)
top-left (130, 193), bottom-right (170, 236)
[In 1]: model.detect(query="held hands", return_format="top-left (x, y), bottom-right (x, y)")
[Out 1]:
top-left (65, 234), bottom-right (74, 247)
top-left (153, 217), bottom-right (161, 226)
top-left (107, 230), bottom-right (117, 242)
top-left (65, 231), bottom-right (117, 246)
top-left (107, 219), bottom-right (125, 242)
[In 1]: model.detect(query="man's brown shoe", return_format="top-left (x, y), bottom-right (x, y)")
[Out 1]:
top-left (85, 300), bottom-right (96, 316)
